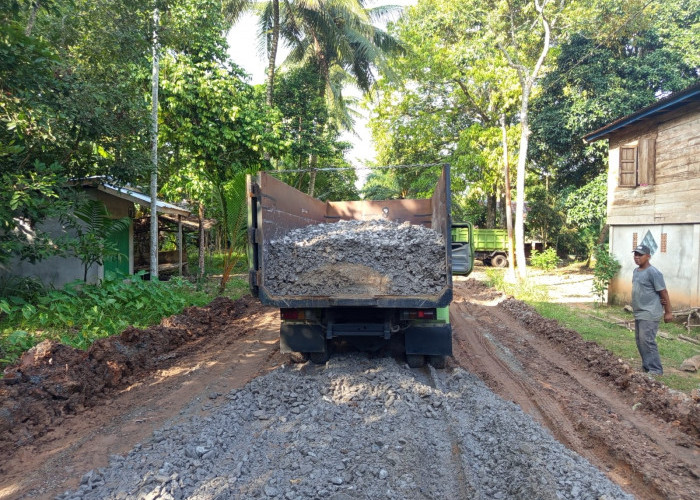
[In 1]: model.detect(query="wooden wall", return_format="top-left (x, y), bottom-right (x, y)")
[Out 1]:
top-left (607, 101), bottom-right (700, 225)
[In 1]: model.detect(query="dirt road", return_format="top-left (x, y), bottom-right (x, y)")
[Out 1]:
top-left (0, 280), bottom-right (698, 499)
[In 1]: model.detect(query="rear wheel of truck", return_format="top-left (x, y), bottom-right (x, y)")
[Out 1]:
top-left (309, 350), bottom-right (330, 364)
top-left (428, 355), bottom-right (446, 369)
top-left (288, 352), bottom-right (309, 364)
top-left (491, 254), bottom-right (508, 268)
top-left (406, 354), bottom-right (426, 368)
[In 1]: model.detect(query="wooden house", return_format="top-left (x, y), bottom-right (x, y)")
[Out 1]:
top-left (584, 83), bottom-right (700, 308)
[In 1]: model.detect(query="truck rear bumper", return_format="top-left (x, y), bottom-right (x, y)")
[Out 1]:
top-left (280, 322), bottom-right (453, 356)
top-left (404, 324), bottom-right (452, 356)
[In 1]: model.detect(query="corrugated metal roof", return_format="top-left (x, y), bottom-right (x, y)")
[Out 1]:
top-left (583, 82), bottom-right (700, 143)
top-left (70, 176), bottom-right (191, 216)
top-left (98, 183), bottom-right (190, 216)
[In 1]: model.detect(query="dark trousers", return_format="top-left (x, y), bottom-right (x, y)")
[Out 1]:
top-left (634, 319), bottom-right (663, 375)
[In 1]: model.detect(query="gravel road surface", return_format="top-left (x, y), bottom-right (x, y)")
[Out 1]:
top-left (57, 356), bottom-right (631, 500)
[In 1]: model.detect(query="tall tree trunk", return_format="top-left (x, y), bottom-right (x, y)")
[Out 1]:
top-left (501, 0), bottom-right (551, 280)
top-left (264, 0), bottom-right (279, 166)
top-left (307, 154), bottom-right (318, 197)
top-left (25, 0), bottom-right (40, 36)
top-left (501, 114), bottom-right (515, 274)
top-left (150, 6), bottom-right (160, 280)
top-left (266, 0), bottom-right (279, 107)
top-left (513, 83), bottom-right (531, 279)
top-left (486, 193), bottom-right (497, 228)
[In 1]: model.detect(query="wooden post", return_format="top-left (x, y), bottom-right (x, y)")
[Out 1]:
top-left (177, 214), bottom-right (183, 276)
top-left (198, 201), bottom-right (205, 279)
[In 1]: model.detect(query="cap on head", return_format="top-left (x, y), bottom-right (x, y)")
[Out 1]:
top-left (632, 244), bottom-right (651, 255)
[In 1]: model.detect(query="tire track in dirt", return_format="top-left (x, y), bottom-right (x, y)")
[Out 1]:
top-left (449, 280), bottom-right (699, 500)
top-left (1, 305), bottom-right (284, 500)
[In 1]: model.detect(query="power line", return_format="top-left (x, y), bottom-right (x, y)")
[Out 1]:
top-left (264, 162), bottom-right (448, 174)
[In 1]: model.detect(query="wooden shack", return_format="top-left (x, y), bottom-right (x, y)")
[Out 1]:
top-left (584, 83), bottom-right (700, 308)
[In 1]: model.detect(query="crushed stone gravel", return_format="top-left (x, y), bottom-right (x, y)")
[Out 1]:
top-left (263, 220), bottom-right (447, 296)
top-left (57, 355), bottom-right (632, 500)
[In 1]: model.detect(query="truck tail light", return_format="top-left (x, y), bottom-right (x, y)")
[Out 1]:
top-left (281, 309), bottom-right (304, 321)
top-left (403, 309), bottom-right (436, 320)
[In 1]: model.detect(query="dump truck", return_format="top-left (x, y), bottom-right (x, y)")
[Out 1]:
top-left (247, 164), bottom-right (462, 368)
top-left (452, 223), bottom-right (509, 267)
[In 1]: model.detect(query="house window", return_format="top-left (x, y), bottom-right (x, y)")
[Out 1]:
top-left (619, 147), bottom-right (637, 187)
top-left (633, 232), bottom-right (638, 249)
top-left (661, 233), bottom-right (667, 253)
top-left (619, 138), bottom-right (656, 187)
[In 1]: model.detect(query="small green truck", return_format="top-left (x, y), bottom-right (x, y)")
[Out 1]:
top-left (452, 222), bottom-right (510, 268)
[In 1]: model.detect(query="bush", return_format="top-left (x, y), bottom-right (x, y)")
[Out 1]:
top-left (530, 248), bottom-right (559, 270)
top-left (592, 244), bottom-right (621, 303)
top-left (0, 272), bottom-right (211, 367)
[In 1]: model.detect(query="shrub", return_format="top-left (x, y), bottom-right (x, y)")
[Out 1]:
top-left (530, 248), bottom-right (559, 270)
top-left (592, 244), bottom-right (621, 303)
top-left (0, 272), bottom-right (211, 367)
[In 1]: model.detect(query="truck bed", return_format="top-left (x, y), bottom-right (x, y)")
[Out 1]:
top-left (247, 166), bottom-right (453, 309)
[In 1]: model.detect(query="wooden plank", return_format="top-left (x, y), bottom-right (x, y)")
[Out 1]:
top-left (655, 132), bottom-right (700, 151)
top-left (656, 142), bottom-right (700, 162)
top-left (657, 112), bottom-right (700, 136)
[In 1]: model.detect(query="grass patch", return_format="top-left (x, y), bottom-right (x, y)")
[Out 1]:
top-left (531, 302), bottom-right (700, 393)
top-left (483, 268), bottom-right (550, 302)
top-left (481, 269), bottom-right (700, 394)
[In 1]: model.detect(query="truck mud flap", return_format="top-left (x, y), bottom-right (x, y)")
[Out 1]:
top-left (404, 325), bottom-right (452, 356)
top-left (280, 324), bottom-right (326, 353)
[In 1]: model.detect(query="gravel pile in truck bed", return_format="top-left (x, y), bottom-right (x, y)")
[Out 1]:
top-left (57, 356), bottom-right (632, 500)
top-left (264, 219), bottom-right (447, 296)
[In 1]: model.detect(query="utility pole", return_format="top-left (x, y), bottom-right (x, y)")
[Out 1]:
top-left (149, 5), bottom-right (160, 280)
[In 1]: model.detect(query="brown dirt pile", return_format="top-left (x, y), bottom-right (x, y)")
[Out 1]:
top-left (0, 295), bottom-right (258, 458)
top-left (500, 297), bottom-right (700, 439)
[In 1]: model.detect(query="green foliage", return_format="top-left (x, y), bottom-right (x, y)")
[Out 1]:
top-left (592, 244), bottom-right (621, 303)
top-left (530, 248), bottom-right (559, 270)
top-left (217, 172), bottom-right (248, 294)
top-left (530, 0), bottom-right (698, 187)
top-left (272, 65), bottom-right (359, 200)
top-left (524, 185), bottom-right (565, 248)
top-left (63, 199), bottom-right (132, 282)
top-left (0, 275), bottom-right (45, 305)
top-left (559, 172), bottom-right (608, 259)
top-left (0, 162), bottom-right (71, 263)
top-left (0, 273), bottom-right (211, 367)
top-left (483, 268), bottom-right (549, 303)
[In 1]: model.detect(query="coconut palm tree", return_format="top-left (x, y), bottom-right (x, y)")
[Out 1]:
top-left (278, 1), bottom-right (403, 194)
top-left (225, 0), bottom-right (403, 194)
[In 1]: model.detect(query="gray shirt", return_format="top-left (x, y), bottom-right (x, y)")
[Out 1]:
top-left (632, 265), bottom-right (666, 321)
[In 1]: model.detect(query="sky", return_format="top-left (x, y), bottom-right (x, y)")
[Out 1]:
top-left (225, 1), bottom-right (416, 182)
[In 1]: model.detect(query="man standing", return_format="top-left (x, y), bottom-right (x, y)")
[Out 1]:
top-left (631, 244), bottom-right (673, 375)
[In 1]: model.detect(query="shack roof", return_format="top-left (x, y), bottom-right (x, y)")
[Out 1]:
top-left (583, 82), bottom-right (700, 143)
top-left (72, 177), bottom-right (191, 217)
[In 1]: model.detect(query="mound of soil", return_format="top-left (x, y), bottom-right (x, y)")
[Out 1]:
top-left (0, 295), bottom-right (259, 459)
top-left (500, 297), bottom-right (700, 439)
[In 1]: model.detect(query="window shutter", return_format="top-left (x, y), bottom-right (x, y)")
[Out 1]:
top-left (619, 146), bottom-right (637, 187)
top-left (638, 137), bottom-right (656, 186)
